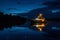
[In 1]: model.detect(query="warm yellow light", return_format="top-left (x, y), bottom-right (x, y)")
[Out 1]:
top-left (33, 13), bottom-right (47, 31)
top-left (33, 24), bottom-right (45, 28)
top-left (37, 24), bottom-right (45, 27)
top-left (35, 13), bottom-right (45, 22)
top-left (38, 13), bottom-right (43, 17)
top-left (35, 18), bottom-right (45, 22)
top-left (38, 28), bottom-right (42, 31)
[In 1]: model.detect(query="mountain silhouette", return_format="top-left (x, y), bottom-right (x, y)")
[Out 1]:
top-left (17, 1), bottom-right (60, 21)
top-left (17, 7), bottom-right (60, 21)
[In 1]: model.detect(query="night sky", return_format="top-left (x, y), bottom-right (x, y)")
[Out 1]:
top-left (0, 0), bottom-right (57, 14)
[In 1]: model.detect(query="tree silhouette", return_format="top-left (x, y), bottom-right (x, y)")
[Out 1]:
top-left (0, 12), bottom-right (27, 30)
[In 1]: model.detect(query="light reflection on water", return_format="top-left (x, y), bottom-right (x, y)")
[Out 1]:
top-left (0, 22), bottom-right (60, 40)
top-left (0, 27), bottom-right (47, 40)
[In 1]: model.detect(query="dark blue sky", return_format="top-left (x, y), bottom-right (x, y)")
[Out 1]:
top-left (0, 0), bottom-right (56, 14)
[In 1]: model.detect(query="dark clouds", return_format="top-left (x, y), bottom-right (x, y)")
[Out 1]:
top-left (0, 0), bottom-right (56, 14)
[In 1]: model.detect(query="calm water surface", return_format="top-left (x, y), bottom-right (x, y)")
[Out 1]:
top-left (0, 22), bottom-right (60, 40)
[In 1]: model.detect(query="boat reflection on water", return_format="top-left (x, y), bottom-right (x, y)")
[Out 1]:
top-left (32, 13), bottom-right (47, 31)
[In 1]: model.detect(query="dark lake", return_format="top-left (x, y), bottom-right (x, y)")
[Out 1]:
top-left (0, 21), bottom-right (60, 40)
